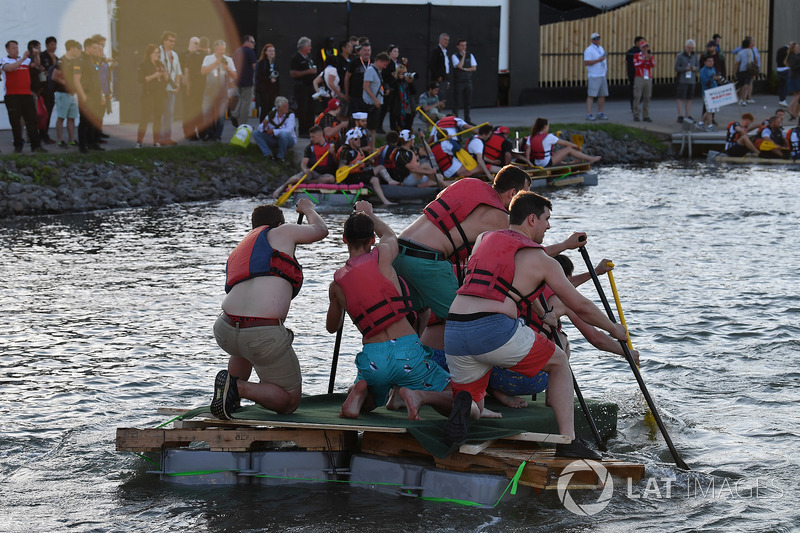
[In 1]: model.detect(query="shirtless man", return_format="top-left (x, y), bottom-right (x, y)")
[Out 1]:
top-left (393, 165), bottom-right (585, 350)
top-left (211, 199), bottom-right (328, 419)
top-left (326, 201), bottom-right (453, 420)
top-left (443, 191), bottom-right (628, 458)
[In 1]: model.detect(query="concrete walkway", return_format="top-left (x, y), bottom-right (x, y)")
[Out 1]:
top-left (0, 94), bottom-right (784, 156)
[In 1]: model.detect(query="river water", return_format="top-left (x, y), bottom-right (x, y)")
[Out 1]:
top-left (1, 161), bottom-right (798, 532)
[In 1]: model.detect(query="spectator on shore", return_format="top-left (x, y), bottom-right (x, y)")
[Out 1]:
top-left (158, 31), bottom-right (182, 145)
top-left (232, 35), bottom-right (257, 128)
top-left (40, 36), bottom-right (58, 144)
top-left (429, 33), bottom-right (450, 106)
top-left (392, 63), bottom-right (416, 130)
top-left (92, 34), bottom-right (112, 141)
top-left (181, 36), bottom-right (205, 141)
top-left (363, 52), bottom-right (390, 143)
top-left (200, 39), bottom-right (236, 142)
top-left (583, 32), bottom-right (608, 121)
top-left (419, 82), bottom-right (445, 122)
top-left (734, 37), bottom-right (758, 106)
top-left (697, 54), bottom-right (723, 132)
top-left (255, 43), bottom-right (279, 122)
top-left (675, 39), bottom-right (699, 123)
top-left (253, 95), bottom-right (296, 163)
top-left (632, 41), bottom-right (654, 122)
top-left (2, 39), bottom-right (46, 153)
top-left (136, 43), bottom-right (167, 148)
top-left (290, 36), bottom-right (317, 138)
top-left (75, 37), bottom-right (105, 153)
top-left (625, 36), bottom-right (644, 111)
top-left (345, 38), bottom-right (371, 114)
top-left (378, 44), bottom-right (400, 134)
top-left (52, 40), bottom-right (82, 147)
top-left (776, 42), bottom-right (791, 108)
top-left (785, 42), bottom-right (800, 120)
top-left (451, 39), bottom-right (476, 124)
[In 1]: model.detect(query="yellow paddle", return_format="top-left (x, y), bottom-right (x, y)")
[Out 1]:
top-left (274, 151), bottom-right (330, 207)
top-left (571, 134), bottom-right (585, 151)
top-left (607, 261), bottom-right (658, 437)
top-left (429, 122), bottom-right (489, 147)
top-left (336, 149), bottom-right (380, 183)
top-left (416, 107), bottom-right (477, 171)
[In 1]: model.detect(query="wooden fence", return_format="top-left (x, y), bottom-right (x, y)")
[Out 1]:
top-left (539, 0), bottom-right (770, 87)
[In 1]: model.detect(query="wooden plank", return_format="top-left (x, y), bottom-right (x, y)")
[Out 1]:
top-left (156, 408), bottom-right (407, 434)
top-left (116, 427), bottom-right (358, 453)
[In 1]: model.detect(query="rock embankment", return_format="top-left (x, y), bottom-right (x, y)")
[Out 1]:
top-left (0, 156), bottom-right (281, 218)
top-left (0, 132), bottom-right (667, 218)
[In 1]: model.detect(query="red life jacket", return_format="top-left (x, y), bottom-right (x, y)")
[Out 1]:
top-left (337, 145), bottom-right (365, 172)
top-left (334, 248), bottom-right (414, 339)
top-left (436, 116), bottom-right (458, 131)
top-left (308, 142), bottom-right (333, 170)
top-left (225, 226), bottom-right (303, 298)
top-left (529, 132), bottom-right (549, 160)
top-left (517, 285), bottom-right (558, 336)
top-left (482, 134), bottom-right (505, 162)
top-left (430, 142), bottom-right (455, 172)
top-left (423, 178), bottom-right (507, 272)
top-left (457, 229), bottom-right (546, 315)
top-left (724, 121), bottom-right (741, 149)
top-left (378, 143), bottom-right (397, 170)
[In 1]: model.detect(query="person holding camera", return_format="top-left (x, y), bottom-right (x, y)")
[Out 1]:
top-left (2, 40), bottom-right (46, 153)
top-left (632, 41), bottom-right (654, 122)
top-left (136, 43), bottom-right (168, 147)
top-left (255, 43), bottom-right (279, 122)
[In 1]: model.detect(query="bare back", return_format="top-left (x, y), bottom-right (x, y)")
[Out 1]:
top-left (399, 204), bottom-right (509, 257)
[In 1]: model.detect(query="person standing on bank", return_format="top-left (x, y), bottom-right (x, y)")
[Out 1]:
top-left (625, 36), bottom-right (644, 112)
top-left (451, 39), bottom-right (476, 124)
top-left (429, 33), bottom-right (450, 107)
top-left (211, 200), bottom-right (328, 419)
top-left (1, 40), bottom-right (46, 153)
top-left (674, 39), bottom-right (699, 123)
top-left (633, 41), bottom-right (654, 122)
top-left (232, 35), bottom-right (257, 128)
top-left (290, 36), bottom-right (317, 138)
top-left (583, 33), bottom-right (608, 121)
top-left (255, 43), bottom-right (279, 122)
top-left (158, 31), bottom-right (182, 146)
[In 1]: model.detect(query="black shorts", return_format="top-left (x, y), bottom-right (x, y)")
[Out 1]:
top-left (725, 144), bottom-right (749, 157)
top-left (366, 105), bottom-right (380, 130)
top-left (736, 71), bottom-right (752, 88)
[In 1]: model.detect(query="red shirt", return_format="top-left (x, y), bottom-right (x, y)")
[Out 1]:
top-left (633, 52), bottom-right (654, 79)
top-left (1, 56), bottom-right (32, 95)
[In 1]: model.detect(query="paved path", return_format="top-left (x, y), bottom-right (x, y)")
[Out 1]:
top-left (0, 94), bottom-right (783, 157)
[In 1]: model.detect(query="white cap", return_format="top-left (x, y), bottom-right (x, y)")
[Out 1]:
top-left (345, 128), bottom-right (363, 142)
top-left (591, 32), bottom-right (601, 40)
top-left (352, 112), bottom-right (368, 120)
top-left (399, 129), bottom-right (415, 142)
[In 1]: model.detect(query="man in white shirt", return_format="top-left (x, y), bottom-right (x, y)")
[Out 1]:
top-left (583, 32), bottom-right (608, 121)
top-left (451, 39), bottom-right (477, 123)
top-left (253, 95), bottom-right (297, 162)
top-left (200, 40), bottom-right (236, 142)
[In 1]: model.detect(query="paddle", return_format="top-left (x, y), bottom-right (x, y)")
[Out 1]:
top-left (417, 128), bottom-right (445, 191)
top-left (578, 245), bottom-right (690, 470)
top-left (274, 151), bottom-right (330, 207)
top-left (328, 322), bottom-right (344, 394)
top-left (416, 106), bottom-right (478, 171)
top-left (429, 122), bottom-right (489, 147)
top-left (605, 263), bottom-right (633, 350)
top-left (539, 294), bottom-right (607, 452)
top-left (336, 149), bottom-right (380, 183)
top-left (571, 134), bottom-right (585, 151)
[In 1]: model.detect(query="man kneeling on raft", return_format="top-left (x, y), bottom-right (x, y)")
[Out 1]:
top-left (443, 191), bottom-right (628, 458)
top-left (326, 201), bottom-right (454, 420)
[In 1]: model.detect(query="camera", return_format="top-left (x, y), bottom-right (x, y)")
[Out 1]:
top-left (406, 72), bottom-right (418, 80)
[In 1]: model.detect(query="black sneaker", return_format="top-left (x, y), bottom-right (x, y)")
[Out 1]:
top-left (444, 391), bottom-right (473, 452)
top-left (58, 141), bottom-right (68, 149)
top-left (555, 439), bottom-right (602, 460)
top-left (211, 370), bottom-right (240, 420)
top-left (231, 116), bottom-right (239, 128)
top-left (643, 117), bottom-right (653, 122)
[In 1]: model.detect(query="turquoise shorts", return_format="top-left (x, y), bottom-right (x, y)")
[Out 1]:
top-left (392, 252), bottom-right (458, 319)
top-left (354, 334), bottom-right (451, 407)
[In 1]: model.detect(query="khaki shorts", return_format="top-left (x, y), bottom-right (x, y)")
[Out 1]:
top-left (213, 315), bottom-right (302, 391)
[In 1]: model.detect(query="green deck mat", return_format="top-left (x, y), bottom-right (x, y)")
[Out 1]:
top-left (181, 393), bottom-right (617, 459)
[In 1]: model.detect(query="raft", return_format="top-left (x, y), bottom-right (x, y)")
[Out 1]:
top-left (117, 393), bottom-right (644, 506)
top-left (707, 150), bottom-right (800, 165)
top-left (468, 162), bottom-right (599, 188)
top-left (290, 182), bottom-right (439, 206)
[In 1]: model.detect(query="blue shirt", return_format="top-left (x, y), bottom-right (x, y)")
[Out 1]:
top-left (700, 65), bottom-right (718, 91)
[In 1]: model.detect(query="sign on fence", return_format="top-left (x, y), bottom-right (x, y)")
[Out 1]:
top-left (703, 83), bottom-right (738, 113)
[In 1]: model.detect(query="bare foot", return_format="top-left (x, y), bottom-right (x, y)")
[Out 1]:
top-left (479, 407), bottom-right (503, 419)
top-left (493, 390), bottom-right (528, 408)
top-left (387, 179), bottom-right (400, 186)
top-left (382, 200), bottom-right (398, 206)
top-left (271, 187), bottom-right (283, 199)
top-left (339, 380), bottom-right (367, 418)
top-left (398, 387), bottom-right (423, 420)
top-left (386, 387), bottom-right (405, 410)
top-left (589, 155), bottom-right (602, 164)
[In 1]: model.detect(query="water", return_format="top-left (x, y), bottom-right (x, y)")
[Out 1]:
top-left (2, 161), bottom-right (799, 532)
